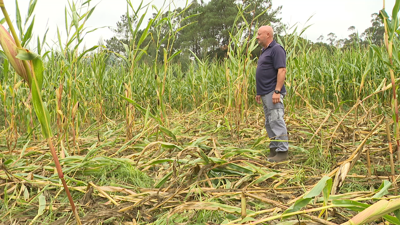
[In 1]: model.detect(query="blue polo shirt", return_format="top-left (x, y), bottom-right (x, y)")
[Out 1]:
top-left (256, 40), bottom-right (286, 96)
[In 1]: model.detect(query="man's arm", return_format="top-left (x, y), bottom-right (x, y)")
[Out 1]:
top-left (272, 67), bottom-right (286, 104)
top-left (276, 67), bottom-right (286, 91)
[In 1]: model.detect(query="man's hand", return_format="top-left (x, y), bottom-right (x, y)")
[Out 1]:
top-left (255, 95), bottom-right (261, 104)
top-left (272, 93), bottom-right (280, 104)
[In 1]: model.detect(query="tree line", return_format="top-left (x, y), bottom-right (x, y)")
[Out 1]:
top-left (105, 0), bottom-right (385, 64)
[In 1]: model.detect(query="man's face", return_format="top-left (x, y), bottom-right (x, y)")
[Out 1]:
top-left (256, 28), bottom-right (268, 47)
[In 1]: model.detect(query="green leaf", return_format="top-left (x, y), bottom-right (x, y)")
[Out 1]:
top-left (395, 209), bottom-right (400, 221)
top-left (57, 27), bottom-right (64, 53)
top-left (159, 125), bottom-right (177, 141)
top-left (176, 20), bottom-right (197, 32)
top-left (189, 136), bottom-right (209, 147)
top-left (133, 9), bottom-right (150, 44)
top-left (155, 171), bottom-right (172, 188)
top-left (85, 6), bottom-right (96, 20)
top-left (198, 148), bottom-right (210, 164)
top-left (304, 176), bottom-right (331, 199)
top-left (170, 201), bottom-right (254, 215)
top-left (284, 198), bottom-right (311, 214)
top-left (72, 3), bottom-right (79, 40)
top-left (27, 0), bottom-right (38, 19)
top-left (251, 136), bottom-right (264, 148)
top-left (373, 180), bottom-right (392, 199)
top-left (83, 142), bottom-right (99, 161)
top-left (167, 50), bottom-right (181, 62)
top-left (16, 48), bottom-right (39, 60)
top-left (82, 0), bottom-right (92, 6)
top-left (392, 0), bottom-right (400, 31)
top-left (21, 16), bottom-right (35, 47)
top-left (36, 36), bottom-right (41, 55)
top-left (133, 44), bottom-right (149, 63)
top-left (208, 157), bottom-right (226, 164)
top-left (385, 215), bottom-right (400, 225)
top-left (223, 149), bottom-right (257, 159)
top-left (64, 6), bottom-right (69, 36)
top-left (15, 0), bottom-right (22, 38)
top-left (253, 172), bottom-right (278, 185)
top-left (240, 217), bottom-right (256, 223)
top-left (41, 28), bottom-right (49, 52)
top-left (30, 56), bottom-right (52, 138)
top-left (160, 142), bottom-right (182, 150)
top-left (284, 176), bottom-right (331, 214)
top-left (2, 58), bottom-right (9, 82)
top-left (374, 78), bottom-right (387, 93)
top-left (212, 168), bottom-right (244, 176)
top-left (322, 176), bottom-right (333, 203)
top-left (188, 49), bottom-right (204, 66)
top-left (380, 9), bottom-right (389, 21)
top-left (38, 193), bottom-right (46, 215)
top-left (120, 95), bottom-right (162, 124)
top-left (76, 45), bottom-right (98, 62)
top-left (149, 159), bottom-right (188, 165)
top-left (332, 200), bottom-right (369, 211)
top-left (136, 16), bottom-right (153, 48)
top-left (32, 55), bottom-right (44, 89)
top-left (371, 44), bottom-right (383, 61)
top-left (226, 163), bottom-right (254, 174)
top-left (23, 185), bottom-right (29, 200)
top-left (19, 140), bottom-right (31, 159)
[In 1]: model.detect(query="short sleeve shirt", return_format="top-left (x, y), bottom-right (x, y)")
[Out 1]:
top-left (256, 40), bottom-right (286, 95)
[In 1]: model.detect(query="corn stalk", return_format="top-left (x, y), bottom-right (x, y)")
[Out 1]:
top-left (380, 0), bottom-right (400, 161)
top-left (121, 0), bottom-right (193, 128)
top-left (226, 5), bottom-right (260, 132)
top-left (58, 0), bottom-right (98, 150)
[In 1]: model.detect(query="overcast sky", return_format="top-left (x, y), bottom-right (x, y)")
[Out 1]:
top-left (2, 0), bottom-right (396, 50)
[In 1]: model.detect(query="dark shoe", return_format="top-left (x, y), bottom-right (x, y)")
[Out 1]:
top-left (268, 148), bottom-right (277, 158)
top-left (268, 151), bottom-right (288, 162)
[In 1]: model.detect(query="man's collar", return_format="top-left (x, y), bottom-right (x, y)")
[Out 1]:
top-left (267, 40), bottom-right (276, 48)
top-left (261, 40), bottom-right (276, 52)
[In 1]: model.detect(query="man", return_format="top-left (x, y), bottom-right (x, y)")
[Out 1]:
top-left (255, 25), bottom-right (289, 162)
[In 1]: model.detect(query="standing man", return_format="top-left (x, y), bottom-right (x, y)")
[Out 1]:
top-left (255, 25), bottom-right (289, 162)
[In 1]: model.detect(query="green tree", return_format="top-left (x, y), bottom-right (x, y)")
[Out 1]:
top-left (105, 0), bottom-right (284, 61)
top-left (342, 26), bottom-right (362, 49)
top-left (201, 0), bottom-right (284, 59)
top-left (105, 14), bottom-right (132, 53)
top-left (327, 32), bottom-right (337, 46)
top-left (242, 0), bottom-right (284, 33)
top-left (201, 0), bottom-right (238, 58)
top-left (173, 0), bottom-right (204, 66)
top-left (361, 13), bottom-right (384, 46)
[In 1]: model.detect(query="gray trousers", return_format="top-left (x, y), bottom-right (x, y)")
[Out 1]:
top-left (261, 91), bottom-right (289, 152)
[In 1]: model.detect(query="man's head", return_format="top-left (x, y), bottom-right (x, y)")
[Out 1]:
top-left (256, 26), bottom-right (274, 48)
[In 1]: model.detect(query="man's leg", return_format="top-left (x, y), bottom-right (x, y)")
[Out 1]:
top-left (262, 93), bottom-right (277, 157)
top-left (261, 92), bottom-right (288, 162)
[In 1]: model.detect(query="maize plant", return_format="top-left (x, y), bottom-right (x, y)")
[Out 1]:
top-left (378, 0), bottom-right (400, 162)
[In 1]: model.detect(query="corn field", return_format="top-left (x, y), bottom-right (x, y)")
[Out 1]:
top-left (1, 0), bottom-right (400, 224)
